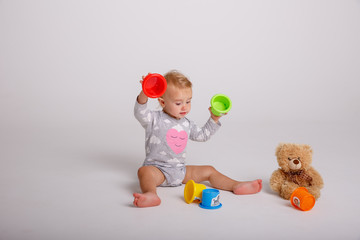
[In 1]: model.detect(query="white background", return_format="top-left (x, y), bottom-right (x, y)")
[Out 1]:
top-left (1, 1), bottom-right (359, 239)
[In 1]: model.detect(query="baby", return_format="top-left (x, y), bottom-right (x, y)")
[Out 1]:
top-left (133, 70), bottom-right (262, 207)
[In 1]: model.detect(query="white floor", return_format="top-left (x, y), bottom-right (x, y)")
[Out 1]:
top-left (1, 121), bottom-right (359, 240)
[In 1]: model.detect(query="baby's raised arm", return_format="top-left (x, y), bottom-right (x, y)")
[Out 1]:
top-left (137, 75), bottom-right (149, 105)
top-left (208, 107), bottom-right (226, 124)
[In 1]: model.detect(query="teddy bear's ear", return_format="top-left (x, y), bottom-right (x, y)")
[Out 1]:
top-left (303, 144), bottom-right (313, 154)
top-left (275, 143), bottom-right (285, 156)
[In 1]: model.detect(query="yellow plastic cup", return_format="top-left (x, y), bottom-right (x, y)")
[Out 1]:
top-left (290, 187), bottom-right (315, 211)
top-left (184, 180), bottom-right (206, 204)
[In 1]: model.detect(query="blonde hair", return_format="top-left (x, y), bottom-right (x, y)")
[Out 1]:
top-left (163, 70), bottom-right (192, 89)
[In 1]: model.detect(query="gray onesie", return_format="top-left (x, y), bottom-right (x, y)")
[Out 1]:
top-left (134, 100), bottom-right (221, 186)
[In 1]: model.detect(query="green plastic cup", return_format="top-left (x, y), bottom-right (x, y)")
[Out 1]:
top-left (210, 94), bottom-right (232, 116)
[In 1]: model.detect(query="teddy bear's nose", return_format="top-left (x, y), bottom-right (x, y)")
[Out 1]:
top-left (293, 160), bottom-right (299, 165)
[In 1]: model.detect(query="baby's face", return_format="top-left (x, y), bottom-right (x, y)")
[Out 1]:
top-left (160, 84), bottom-right (192, 119)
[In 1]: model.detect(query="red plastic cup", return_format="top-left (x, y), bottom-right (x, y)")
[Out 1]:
top-left (142, 73), bottom-right (167, 98)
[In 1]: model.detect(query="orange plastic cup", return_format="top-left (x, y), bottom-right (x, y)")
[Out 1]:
top-left (290, 187), bottom-right (315, 211)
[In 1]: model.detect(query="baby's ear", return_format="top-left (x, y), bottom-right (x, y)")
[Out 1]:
top-left (158, 97), bottom-right (165, 108)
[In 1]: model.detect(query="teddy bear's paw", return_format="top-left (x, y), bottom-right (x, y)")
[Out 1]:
top-left (280, 182), bottom-right (298, 200)
top-left (307, 188), bottom-right (321, 200)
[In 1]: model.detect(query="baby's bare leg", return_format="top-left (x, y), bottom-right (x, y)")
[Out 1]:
top-left (133, 166), bottom-right (165, 208)
top-left (183, 165), bottom-right (262, 194)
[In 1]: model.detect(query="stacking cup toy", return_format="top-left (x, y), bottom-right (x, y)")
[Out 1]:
top-left (210, 94), bottom-right (232, 116)
top-left (199, 189), bottom-right (222, 209)
top-left (142, 73), bottom-right (167, 98)
top-left (184, 180), bottom-right (207, 204)
top-left (290, 187), bottom-right (315, 211)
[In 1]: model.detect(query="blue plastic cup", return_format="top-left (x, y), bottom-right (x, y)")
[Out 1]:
top-left (199, 189), bottom-right (222, 209)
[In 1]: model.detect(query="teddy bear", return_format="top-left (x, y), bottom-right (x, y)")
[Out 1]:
top-left (270, 143), bottom-right (324, 200)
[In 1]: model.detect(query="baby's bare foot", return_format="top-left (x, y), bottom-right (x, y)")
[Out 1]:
top-left (233, 179), bottom-right (262, 195)
top-left (133, 192), bottom-right (161, 208)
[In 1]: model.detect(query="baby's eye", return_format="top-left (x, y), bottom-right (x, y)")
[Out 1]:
top-left (176, 103), bottom-right (181, 106)
top-left (186, 100), bottom-right (191, 104)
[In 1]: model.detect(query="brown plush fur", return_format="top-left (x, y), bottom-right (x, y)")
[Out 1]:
top-left (270, 143), bottom-right (324, 200)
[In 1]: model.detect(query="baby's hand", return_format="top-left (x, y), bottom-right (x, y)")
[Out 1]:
top-left (140, 73), bottom-right (151, 85)
top-left (208, 107), bottom-right (227, 124)
top-left (139, 75), bottom-right (145, 85)
top-left (137, 73), bottom-right (151, 104)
